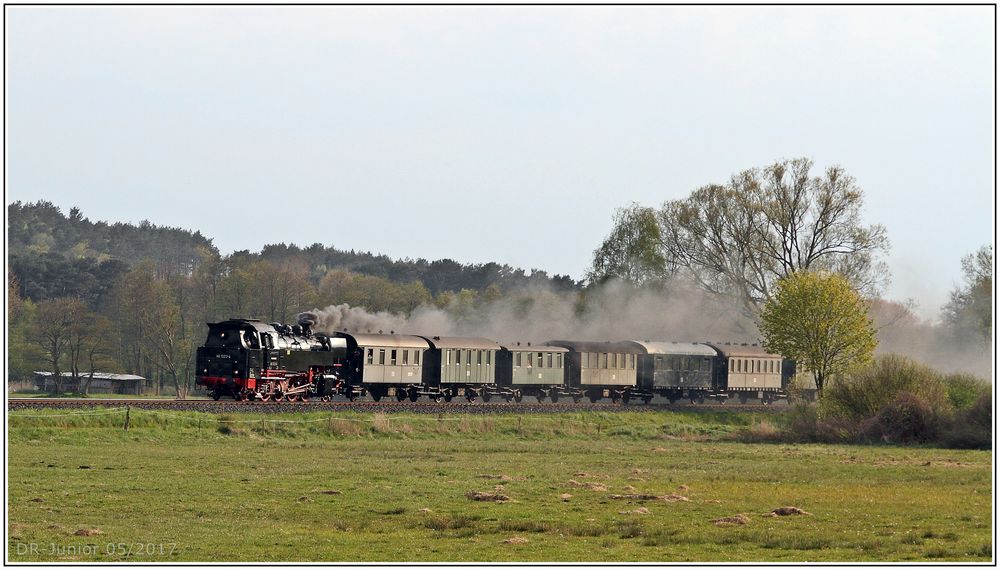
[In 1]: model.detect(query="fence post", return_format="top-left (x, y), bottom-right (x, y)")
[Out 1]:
top-left (123, 406), bottom-right (130, 431)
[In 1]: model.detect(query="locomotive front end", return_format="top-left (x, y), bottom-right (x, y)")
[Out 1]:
top-left (196, 320), bottom-right (265, 400)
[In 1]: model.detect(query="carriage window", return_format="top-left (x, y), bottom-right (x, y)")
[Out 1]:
top-left (528, 352), bottom-right (534, 367)
top-left (556, 354), bottom-right (563, 368)
top-left (703, 358), bottom-right (710, 371)
top-left (390, 349), bottom-right (397, 366)
top-left (515, 352), bottom-right (522, 366)
top-left (547, 353), bottom-right (553, 368)
top-left (622, 354), bottom-right (627, 369)
top-left (445, 351), bottom-right (451, 365)
top-left (402, 350), bottom-right (409, 365)
top-left (477, 351), bottom-right (482, 365)
top-left (600, 353), bottom-right (607, 369)
top-left (367, 348), bottom-right (374, 365)
top-left (736, 359), bottom-right (741, 373)
top-left (378, 348), bottom-right (386, 365)
top-left (415, 350), bottom-right (421, 365)
top-left (456, 350), bottom-right (461, 365)
top-left (487, 351), bottom-right (491, 365)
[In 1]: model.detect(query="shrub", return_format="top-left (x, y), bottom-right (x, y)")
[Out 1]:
top-left (941, 391), bottom-right (992, 450)
top-left (860, 392), bottom-right (940, 444)
top-left (821, 354), bottom-right (950, 421)
top-left (942, 373), bottom-right (988, 411)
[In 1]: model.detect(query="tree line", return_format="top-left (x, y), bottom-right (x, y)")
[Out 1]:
top-left (588, 157), bottom-right (992, 394)
top-left (7, 201), bottom-right (580, 395)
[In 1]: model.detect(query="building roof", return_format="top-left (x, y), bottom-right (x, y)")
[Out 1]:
top-left (621, 341), bottom-right (717, 356)
top-left (34, 372), bottom-right (145, 381)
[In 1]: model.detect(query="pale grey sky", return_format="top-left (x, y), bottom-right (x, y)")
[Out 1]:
top-left (5, 6), bottom-right (995, 319)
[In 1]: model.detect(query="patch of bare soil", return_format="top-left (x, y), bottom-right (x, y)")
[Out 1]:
top-left (466, 490), bottom-right (510, 503)
top-left (676, 485), bottom-right (689, 491)
top-left (74, 528), bottom-right (102, 537)
top-left (663, 494), bottom-right (690, 502)
top-left (568, 480), bottom-right (608, 491)
top-left (712, 514), bottom-right (750, 526)
top-left (767, 506), bottom-right (811, 516)
top-left (29, 497), bottom-right (44, 503)
top-left (502, 536), bottom-right (529, 545)
top-left (418, 508), bottom-right (433, 513)
top-left (559, 493), bottom-right (573, 501)
top-left (622, 485), bottom-right (637, 492)
top-left (297, 496), bottom-right (313, 502)
top-left (317, 490), bottom-right (341, 495)
top-left (619, 507), bottom-right (651, 515)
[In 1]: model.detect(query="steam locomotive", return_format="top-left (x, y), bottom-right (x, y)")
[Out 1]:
top-left (195, 318), bottom-right (797, 404)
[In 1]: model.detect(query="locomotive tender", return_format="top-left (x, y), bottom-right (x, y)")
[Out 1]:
top-left (195, 318), bottom-right (796, 403)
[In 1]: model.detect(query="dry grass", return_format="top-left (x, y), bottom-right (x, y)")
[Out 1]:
top-left (619, 507), bottom-right (651, 515)
top-left (502, 536), bottom-right (529, 545)
top-left (73, 528), bottom-right (102, 536)
top-left (466, 490), bottom-right (510, 503)
top-left (712, 514), bottom-right (750, 526)
top-left (568, 480), bottom-right (608, 491)
top-left (769, 506), bottom-right (811, 516)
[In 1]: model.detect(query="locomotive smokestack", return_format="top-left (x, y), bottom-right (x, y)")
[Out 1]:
top-left (297, 313), bottom-right (317, 337)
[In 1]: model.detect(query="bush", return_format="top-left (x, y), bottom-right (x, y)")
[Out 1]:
top-left (860, 392), bottom-right (940, 444)
top-left (785, 403), bottom-right (859, 443)
top-left (941, 391), bottom-right (993, 450)
top-left (942, 373), bottom-right (988, 411)
top-left (821, 354), bottom-right (951, 421)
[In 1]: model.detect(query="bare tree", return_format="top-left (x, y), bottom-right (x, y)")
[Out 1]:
top-left (31, 297), bottom-right (87, 393)
top-left (659, 158), bottom-right (888, 316)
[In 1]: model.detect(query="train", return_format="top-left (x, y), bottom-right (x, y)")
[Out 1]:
top-left (195, 317), bottom-right (798, 404)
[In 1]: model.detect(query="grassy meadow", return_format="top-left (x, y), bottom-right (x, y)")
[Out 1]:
top-left (6, 408), bottom-right (993, 562)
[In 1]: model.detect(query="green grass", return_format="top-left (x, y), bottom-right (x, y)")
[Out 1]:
top-left (6, 409), bottom-right (993, 562)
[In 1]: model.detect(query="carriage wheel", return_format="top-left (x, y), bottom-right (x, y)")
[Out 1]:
top-left (321, 395), bottom-right (331, 402)
top-left (444, 393), bottom-right (453, 403)
top-left (481, 392), bottom-right (492, 403)
top-left (572, 395), bottom-right (582, 404)
top-left (642, 396), bottom-right (653, 405)
top-left (513, 393), bottom-right (523, 403)
top-left (550, 392), bottom-right (559, 403)
top-left (395, 390), bottom-right (407, 402)
top-left (371, 392), bottom-right (382, 402)
top-left (589, 395), bottom-right (600, 403)
top-left (408, 390), bottom-right (419, 402)
top-left (622, 395), bottom-right (631, 405)
top-left (211, 390), bottom-right (222, 401)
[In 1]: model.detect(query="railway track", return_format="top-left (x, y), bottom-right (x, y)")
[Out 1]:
top-left (7, 398), bottom-right (789, 414)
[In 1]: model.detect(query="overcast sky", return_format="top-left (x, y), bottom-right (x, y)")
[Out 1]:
top-left (5, 6), bottom-right (994, 319)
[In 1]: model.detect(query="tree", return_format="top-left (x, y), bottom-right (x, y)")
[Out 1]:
top-left (592, 158), bottom-right (888, 316)
top-left (759, 271), bottom-right (877, 395)
top-left (588, 203), bottom-right (669, 286)
top-left (941, 244), bottom-right (993, 344)
top-left (30, 297), bottom-right (89, 393)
